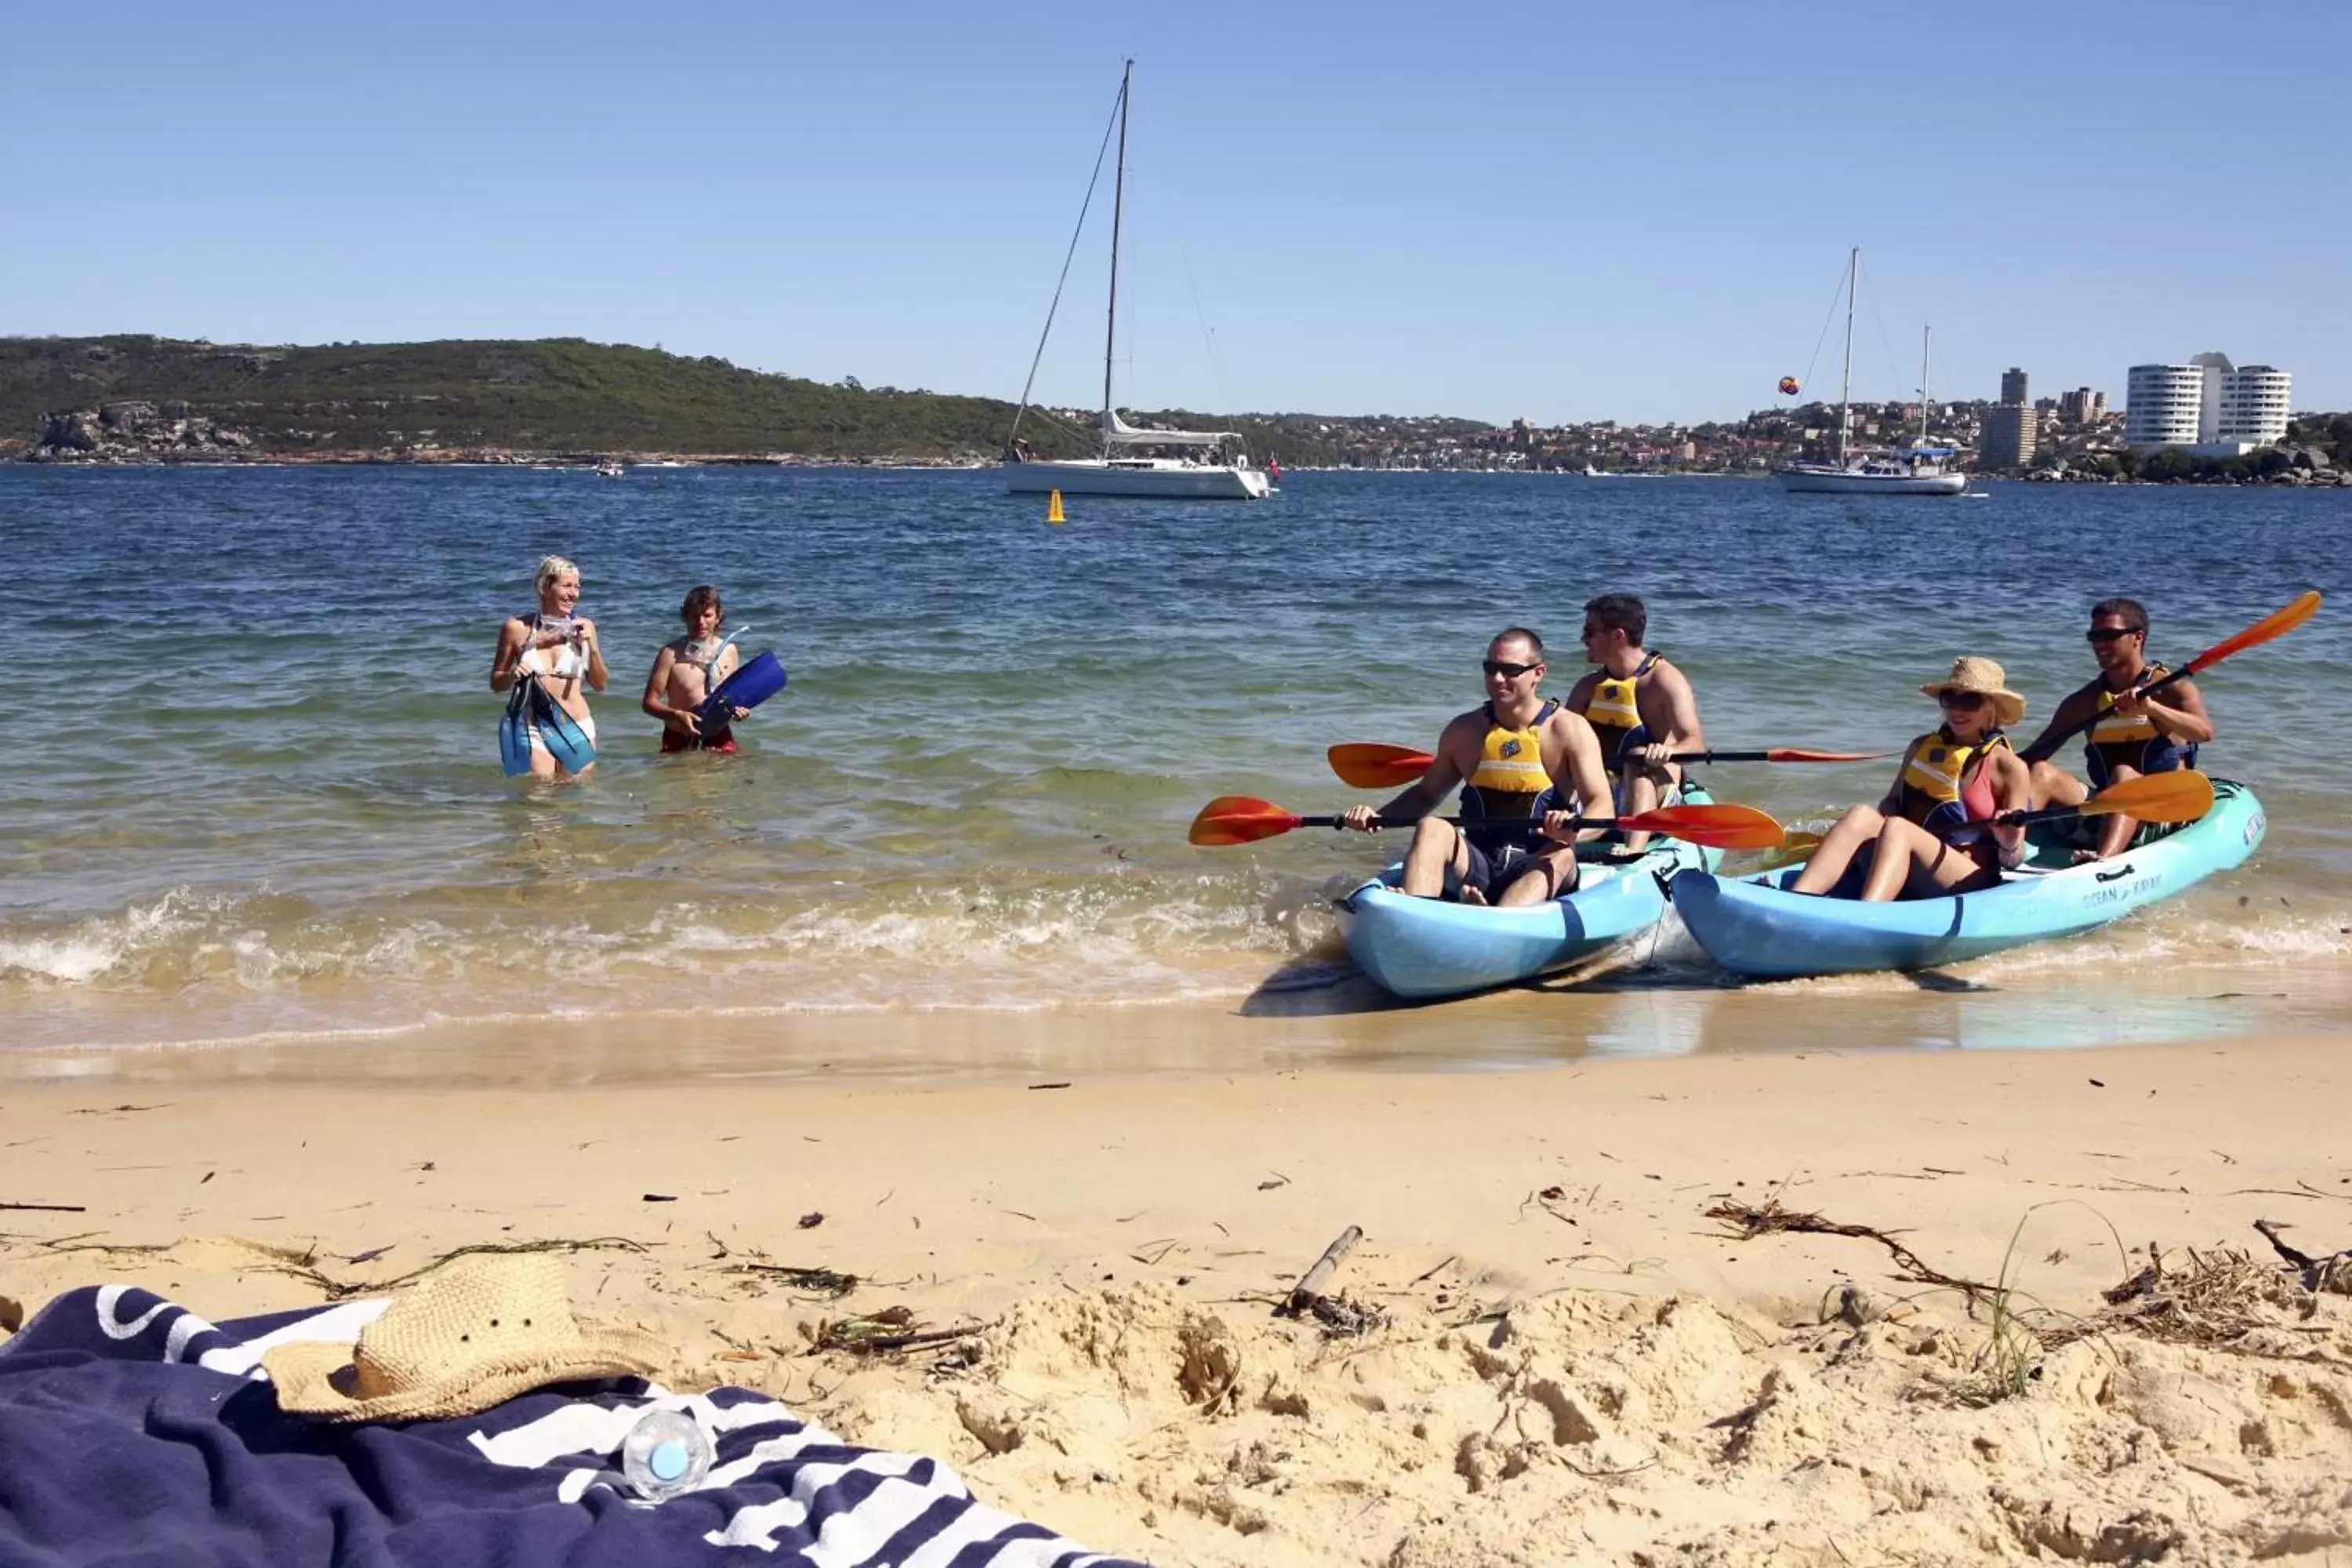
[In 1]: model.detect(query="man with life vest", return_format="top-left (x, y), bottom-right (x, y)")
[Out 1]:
top-left (2020, 598), bottom-right (2214, 862)
top-left (1337, 629), bottom-right (1614, 906)
top-left (1563, 593), bottom-right (1704, 853)
top-left (1788, 656), bottom-right (2031, 902)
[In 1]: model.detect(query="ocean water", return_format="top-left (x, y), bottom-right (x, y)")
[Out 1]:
top-left (1, 465), bottom-right (2345, 1062)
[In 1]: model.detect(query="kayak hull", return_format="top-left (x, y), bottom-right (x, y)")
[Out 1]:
top-left (1335, 788), bottom-right (1720, 1000)
top-left (1671, 779), bottom-right (2264, 979)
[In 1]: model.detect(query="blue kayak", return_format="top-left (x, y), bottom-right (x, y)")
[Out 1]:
top-left (1670, 778), bottom-right (2264, 979)
top-left (1335, 786), bottom-right (1721, 1000)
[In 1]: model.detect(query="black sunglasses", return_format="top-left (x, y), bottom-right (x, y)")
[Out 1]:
top-left (1936, 691), bottom-right (1989, 710)
top-left (2085, 626), bottom-right (2141, 644)
top-left (1483, 659), bottom-right (1542, 678)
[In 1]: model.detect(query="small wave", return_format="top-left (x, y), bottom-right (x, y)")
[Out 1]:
top-left (0, 889), bottom-right (238, 983)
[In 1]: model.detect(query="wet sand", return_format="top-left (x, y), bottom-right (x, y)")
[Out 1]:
top-left (5, 1023), bottom-right (2350, 1564)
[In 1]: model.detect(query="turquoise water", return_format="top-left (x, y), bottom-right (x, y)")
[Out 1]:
top-left (1, 466), bottom-right (2345, 1054)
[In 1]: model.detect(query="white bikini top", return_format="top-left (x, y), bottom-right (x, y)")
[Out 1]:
top-left (521, 613), bottom-right (589, 680)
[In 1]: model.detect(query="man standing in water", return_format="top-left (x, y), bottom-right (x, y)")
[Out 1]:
top-left (2022, 597), bottom-right (2216, 861)
top-left (1338, 629), bottom-right (1613, 906)
top-left (642, 585), bottom-right (750, 753)
top-left (1563, 594), bottom-right (1704, 853)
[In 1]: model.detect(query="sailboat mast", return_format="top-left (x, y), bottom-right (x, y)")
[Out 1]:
top-left (1835, 245), bottom-right (1857, 466)
top-left (1101, 59), bottom-right (1132, 455)
top-left (1918, 325), bottom-right (1933, 446)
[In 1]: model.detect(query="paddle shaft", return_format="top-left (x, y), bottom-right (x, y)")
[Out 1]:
top-left (1308, 813), bottom-right (1628, 833)
top-left (1671, 749), bottom-right (1889, 764)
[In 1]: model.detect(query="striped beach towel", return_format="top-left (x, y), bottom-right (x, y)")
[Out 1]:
top-left (0, 1284), bottom-right (1141, 1566)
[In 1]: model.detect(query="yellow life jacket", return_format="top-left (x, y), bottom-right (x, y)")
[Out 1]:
top-left (1895, 728), bottom-right (2009, 834)
top-left (1584, 652), bottom-right (1658, 770)
top-left (2085, 662), bottom-right (2165, 751)
top-left (1461, 699), bottom-right (1562, 847)
top-left (2084, 662), bottom-right (2198, 786)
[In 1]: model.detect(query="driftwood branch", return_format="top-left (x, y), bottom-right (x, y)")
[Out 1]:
top-left (1279, 1225), bottom-right (1363, 1317)
top-left (0, 1203), bottom-right (86, 1214)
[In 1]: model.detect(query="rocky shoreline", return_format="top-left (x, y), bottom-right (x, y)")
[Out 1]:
top-left (4, 401), bottom-right (990, 469)
top-left (9, 399), bottom-right (2349, 485)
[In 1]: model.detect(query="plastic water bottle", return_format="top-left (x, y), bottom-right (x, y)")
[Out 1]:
top-left (620, 1407), bottom-right (713, 1501)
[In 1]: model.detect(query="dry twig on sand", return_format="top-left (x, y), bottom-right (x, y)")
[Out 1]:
top-left (1704, 1198), bottom-right (2005, 1305)
top-left (726, 1263), bottom-right (860, 1301)
top-left (810, 1305), bottom-right (991, 1356)
top-left (2253, 1218), bottom-right (2352, 1294)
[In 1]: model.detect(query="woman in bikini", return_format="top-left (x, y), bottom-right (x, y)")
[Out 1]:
top-left (1788, 656), bottom-right (2031, 902)
top-left (489, 555), bottom-right (608, 779)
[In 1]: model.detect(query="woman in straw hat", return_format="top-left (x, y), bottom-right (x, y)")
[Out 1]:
top-left (1788, 656), bottom-right (2032, 902)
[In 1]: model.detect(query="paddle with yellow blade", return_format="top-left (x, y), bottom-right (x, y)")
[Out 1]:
top-left (1325, 742), bottom-right (1892, 789)
top-left (1188, 796), bottom-right (1788, 851)
top-left (1756, 770), bottom-right (2220, 870)
top-left (2018, 589), bottom-right (2321, 764)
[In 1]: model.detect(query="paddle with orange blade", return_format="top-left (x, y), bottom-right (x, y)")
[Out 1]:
top-left (1327, 741), bottom-right (1891, 789)
top-left (2020, 590), bottom-right (2321, 764)
top-left (1965, 767), bottom-right (2216, 836)
top-left (1759, 771), bottom-right (2219, 869)
top-left (1188, 796), bottom-right (1788, 851)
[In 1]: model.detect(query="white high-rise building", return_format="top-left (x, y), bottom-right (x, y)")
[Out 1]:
top-left (2127, 354), bottom-right (2292, 452)
top-left (2217, 365), bottom-right (2292, 444)
top-left (2126, 364), bottom-right (2204, 447)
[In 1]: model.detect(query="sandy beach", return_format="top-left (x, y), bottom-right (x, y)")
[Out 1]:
top-left (6, 1025), bottom-right (2348, 1565)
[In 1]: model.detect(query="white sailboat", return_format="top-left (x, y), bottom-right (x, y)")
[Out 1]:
top-left (1004, 61), bottom-right (1272, 502)
top-left (1777, 249), bottom-right (1967, 497)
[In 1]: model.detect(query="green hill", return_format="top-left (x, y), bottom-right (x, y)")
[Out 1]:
top-left (0, 335), bottom-right (1428, 465)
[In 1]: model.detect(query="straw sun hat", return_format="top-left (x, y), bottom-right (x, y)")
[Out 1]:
top-left (1919, 655), bottom-right (2026, 729)
top-left (263, 1252), bottom-right (666, 1423)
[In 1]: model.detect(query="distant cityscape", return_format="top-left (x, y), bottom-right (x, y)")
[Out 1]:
top-left (1233, 353), bottom-right (2339, 484)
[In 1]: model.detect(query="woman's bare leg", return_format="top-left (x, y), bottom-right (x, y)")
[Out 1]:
top-left (1860, 817), bottom-right (1991, 902)
top-left (1789, 804), bottom-right (1886, 896)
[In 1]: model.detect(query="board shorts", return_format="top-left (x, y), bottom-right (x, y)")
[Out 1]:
top-left (1449, 836), bottom-right (1578, 903)
top-left (661, 725), bottom-right (738, 754)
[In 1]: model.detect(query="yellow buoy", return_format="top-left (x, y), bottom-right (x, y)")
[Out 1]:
top-left (1047, 488), bottom-right (1066, 524)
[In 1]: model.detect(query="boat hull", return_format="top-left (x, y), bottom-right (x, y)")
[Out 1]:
top-left (1005, 460), bottom-right (1271, 500)
top-left (1671, 779), bottom-right (2263, 978)
top-left (1335, 789), bottom-right (1720, 999)
top-left (1775, 466), bottom-right (1968, 495)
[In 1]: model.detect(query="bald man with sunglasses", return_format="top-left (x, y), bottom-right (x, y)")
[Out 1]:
top-left (1338, 628), bottom-right (1613, 906)
top-left (2020, 597), bottom-right (2216, 862)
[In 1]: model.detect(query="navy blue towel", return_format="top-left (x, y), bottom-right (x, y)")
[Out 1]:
top-left (0, 1285), bottom-right (1140, 1566)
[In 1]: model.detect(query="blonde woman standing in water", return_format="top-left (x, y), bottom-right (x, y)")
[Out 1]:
top-left (490, 555), bottom-right (608, 779)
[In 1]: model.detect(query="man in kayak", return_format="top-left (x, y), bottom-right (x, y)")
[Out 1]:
top-left (1338, 629), bottom-right (1614, 906)
top-left (2021, 598), bottom-right (2215, 862)
top-left (1563, 593), bottom-right (1704, 852)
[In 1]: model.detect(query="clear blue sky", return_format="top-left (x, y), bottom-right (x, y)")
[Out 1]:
top-left (4, 1), bottom-right (2344, 425)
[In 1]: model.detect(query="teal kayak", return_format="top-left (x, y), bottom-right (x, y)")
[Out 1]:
top-left (1670, 778), bottom-right (2264, 979)
top-left (1335, 786), bottom-right (1721, 999)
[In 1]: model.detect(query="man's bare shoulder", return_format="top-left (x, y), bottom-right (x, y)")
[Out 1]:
top-left (1542, 704), bottom-right (1601, 742)
top-left (1647, 655), bottom-right (1693, 685)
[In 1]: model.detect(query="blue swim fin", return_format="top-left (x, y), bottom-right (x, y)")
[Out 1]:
top-left (499, 683), bottom-right (534, 777)
top-left (699, 650), bottom-right (788, 731)
top-left (527, 680), bottom-right (597, 775)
